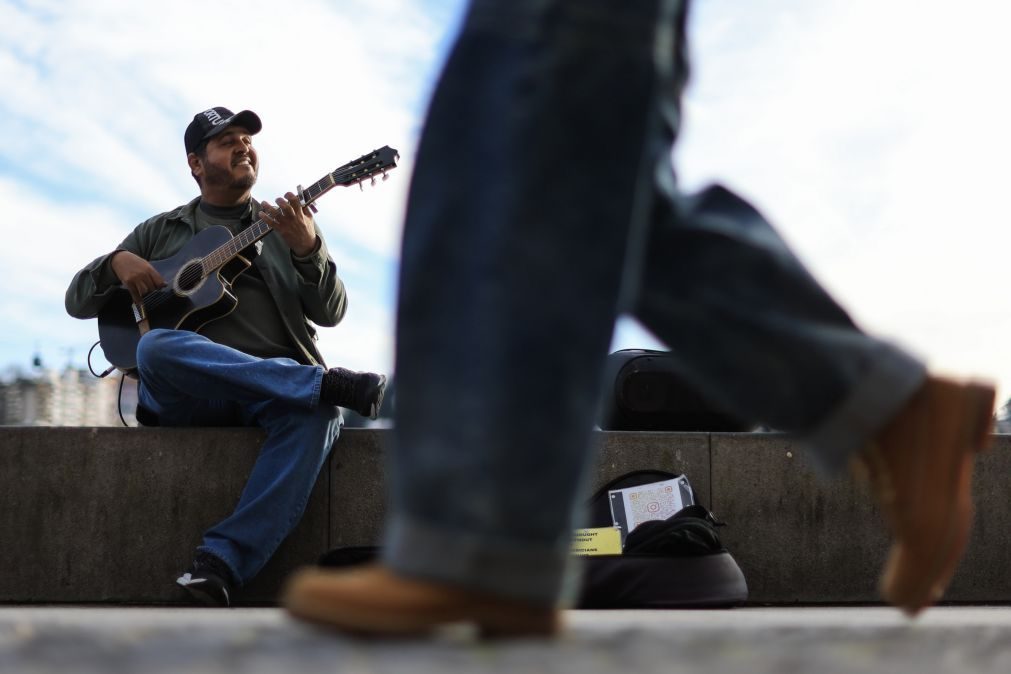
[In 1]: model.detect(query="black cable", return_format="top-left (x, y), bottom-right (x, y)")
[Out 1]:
top-left (116, 372), bottom-right (129, 427)
top-left (86, 340), bottom-right (115, 378)
top-left (87, 339), bottom-right (132, 427)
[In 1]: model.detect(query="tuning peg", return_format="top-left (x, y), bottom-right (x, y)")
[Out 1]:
top-left (382, 171), bottom-right (389, 181)
top-left (371, 176), bottom-right (376, 186)
top-left (358, 181), bottom-right (364, 191)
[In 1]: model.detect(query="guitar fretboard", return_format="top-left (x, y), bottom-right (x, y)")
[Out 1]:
top-left (194, 145), bottom-right (398, 275)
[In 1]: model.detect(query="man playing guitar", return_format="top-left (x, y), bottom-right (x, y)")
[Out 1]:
top-left (65, 106), bottom-right (387, 606)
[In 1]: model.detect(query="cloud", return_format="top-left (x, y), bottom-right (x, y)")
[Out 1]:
top-left (6, 0), bottom-right (1011, 408)
top-left (0, 174), bottom-right (135, 371)
top-left (0, 0), bottom-right (462, 374)
top-left (670, 0), bottom-right (1011, 400)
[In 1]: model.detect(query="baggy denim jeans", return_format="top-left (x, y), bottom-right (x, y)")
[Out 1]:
top-left (136, 329), bottom-right (341, 586)
top-left (385, 0), bottom-right (926, 604)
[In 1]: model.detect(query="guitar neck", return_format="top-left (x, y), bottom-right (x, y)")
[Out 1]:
top-left (198, 145), bottom-right (398, 274)
top-left (199, 216), bottom-right (274, 273)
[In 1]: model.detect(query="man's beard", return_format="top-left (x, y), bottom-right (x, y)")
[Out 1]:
top-left (203, 161), bottom-right (257, 191)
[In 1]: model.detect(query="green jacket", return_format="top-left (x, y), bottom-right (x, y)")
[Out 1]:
top-left (65, 197), bottom-right (347, 366)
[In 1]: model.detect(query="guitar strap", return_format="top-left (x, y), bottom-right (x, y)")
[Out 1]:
top-left (130, 301), bottom-right (151, 337)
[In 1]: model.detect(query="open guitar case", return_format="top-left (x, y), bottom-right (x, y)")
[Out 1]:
top-left (316, 469), bottom-right (747, 609)
top-left (575, 469), bottom-right (748, 608)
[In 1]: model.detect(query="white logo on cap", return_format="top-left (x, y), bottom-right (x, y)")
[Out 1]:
top-left (202, 109), bottom-right (227, 126)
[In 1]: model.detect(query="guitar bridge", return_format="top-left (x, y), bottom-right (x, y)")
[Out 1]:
top-left (131, 302), bottom-right (145, 323)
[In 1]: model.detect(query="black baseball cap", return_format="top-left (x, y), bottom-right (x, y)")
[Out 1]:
top-left (184, 107), bottom-right (262, 154)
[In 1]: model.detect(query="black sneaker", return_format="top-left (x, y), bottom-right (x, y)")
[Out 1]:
top-left (321, 367), bottom-right (387, 419)
top-left (176, 551), bottom-right (235, 607)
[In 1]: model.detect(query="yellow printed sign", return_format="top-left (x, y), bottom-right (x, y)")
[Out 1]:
top-left (570, 526), bottom-right (622, 556)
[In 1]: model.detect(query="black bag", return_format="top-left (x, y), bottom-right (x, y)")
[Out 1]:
top-left (318, 545), bottom-right (380, 568)
top-left (597, 349), bottom-right (751, 432)
top-left (576, 469), bottom-right (748, 608)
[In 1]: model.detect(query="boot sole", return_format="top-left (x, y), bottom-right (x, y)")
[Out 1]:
top-left (284, 569), bottom-right (561, 638)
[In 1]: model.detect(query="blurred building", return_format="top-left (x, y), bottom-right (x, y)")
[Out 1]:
top-left (995, 398), bottom-right (1011, 434)
top-left (0, 367), bottom-right (136, 427)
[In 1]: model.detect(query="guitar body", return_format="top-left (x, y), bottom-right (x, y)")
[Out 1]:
top-left (97, 226), bottom-right (247, 372)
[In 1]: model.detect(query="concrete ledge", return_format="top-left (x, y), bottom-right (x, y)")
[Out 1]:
top-left (1, 428), bottom-right (1008, 605)
top-left (0, 427), bottom-right (328, 604)
top-left (713, 433), bottom-right (1011, 603)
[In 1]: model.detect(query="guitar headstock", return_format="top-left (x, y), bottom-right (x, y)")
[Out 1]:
top-left (332, 145), bottom-right (400, 189)
top-left (297, 146), bottom-right (400, 209)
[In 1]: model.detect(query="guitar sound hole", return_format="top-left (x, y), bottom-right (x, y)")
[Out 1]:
top-left (175, 261), bottom-right (205, 294)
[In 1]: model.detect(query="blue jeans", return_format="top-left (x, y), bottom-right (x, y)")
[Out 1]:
top-left (384, 0), bottom-right (926, 605)
top-left (136, 329), bottom-right (341, 585)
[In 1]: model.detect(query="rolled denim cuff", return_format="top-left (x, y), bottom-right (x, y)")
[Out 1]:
top-left (381, 513), bottom-right (573, 606)
top-left (801, 340), bottom-right (927, 475)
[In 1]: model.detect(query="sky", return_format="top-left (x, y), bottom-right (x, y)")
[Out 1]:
top-left (2, 0), bottom-right (1011, 404)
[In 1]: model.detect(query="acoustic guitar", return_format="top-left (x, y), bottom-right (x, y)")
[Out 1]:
top-left (96, 145), bottom-right (399, 372)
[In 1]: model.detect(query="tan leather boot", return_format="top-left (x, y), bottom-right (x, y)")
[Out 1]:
top-left (283, 565), bottom-right (562, 638)
top-left (854, 376), bottom-right (995, 616)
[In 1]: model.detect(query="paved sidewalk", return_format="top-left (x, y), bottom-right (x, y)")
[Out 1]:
top-left (2, 606), bottom-right (1011, 673)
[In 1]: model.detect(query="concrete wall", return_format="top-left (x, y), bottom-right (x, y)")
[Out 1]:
top-left (1, 428), bottom-right (1008, 605)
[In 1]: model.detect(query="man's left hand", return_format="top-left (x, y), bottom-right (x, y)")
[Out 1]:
top-left (261, 192), bottom-right (318, 257)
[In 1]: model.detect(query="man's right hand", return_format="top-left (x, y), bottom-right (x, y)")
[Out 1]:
top-left (110, 250), bottom-right (166, 304)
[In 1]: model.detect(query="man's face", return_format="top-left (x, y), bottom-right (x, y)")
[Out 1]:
top-left (193, 125), bottom-right (258, 192)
